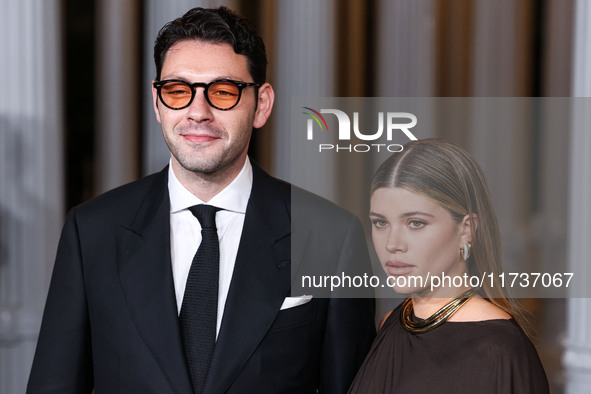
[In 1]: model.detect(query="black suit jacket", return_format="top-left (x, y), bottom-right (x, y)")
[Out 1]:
top-left (27, 163), bottom-right (376, 393)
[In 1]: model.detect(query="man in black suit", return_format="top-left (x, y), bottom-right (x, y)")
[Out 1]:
top-left (28, 7), bottom-right (375, 393)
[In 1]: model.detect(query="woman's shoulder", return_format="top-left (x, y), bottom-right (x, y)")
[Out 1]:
top-left (447, 298), bottom-right (525, 351)
top-left (461, 317), bottom-right (550, 393)
top-left (378, 310), bottom-right (393, 331)
top-left (446, 306), bottom-right (532, 362)
top-left (449, 297), bottom-right (512, 322)
top-left (377, 303), bottom-right (405, 331)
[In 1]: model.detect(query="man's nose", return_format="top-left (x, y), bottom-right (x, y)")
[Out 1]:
top-left (186, 88), bottom-right (214, 122)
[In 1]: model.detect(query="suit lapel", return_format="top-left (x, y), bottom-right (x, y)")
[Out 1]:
top-left (116, 168), bottom-right (193, 393)
top-left (203, 164), bottom-right (292, 394)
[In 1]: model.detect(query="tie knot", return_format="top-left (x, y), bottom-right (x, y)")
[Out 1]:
top-left (188, 204), bottom-right (220, 229)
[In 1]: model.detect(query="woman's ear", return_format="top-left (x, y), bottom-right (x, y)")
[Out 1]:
top-left (460, 213), bottom-right (478, 243)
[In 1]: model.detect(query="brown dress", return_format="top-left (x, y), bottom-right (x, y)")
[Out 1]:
top-left (348, 304), bottom-right (549, 394)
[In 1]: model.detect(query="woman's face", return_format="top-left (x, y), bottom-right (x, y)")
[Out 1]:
top-left (369, 187), bottom-right (472, 297)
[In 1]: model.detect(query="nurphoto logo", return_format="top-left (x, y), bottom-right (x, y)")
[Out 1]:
top-left (302, 107), bottom-right (418, 153)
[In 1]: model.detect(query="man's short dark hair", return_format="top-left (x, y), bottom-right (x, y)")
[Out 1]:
top-left (154, 6), bottom-right (267, 85)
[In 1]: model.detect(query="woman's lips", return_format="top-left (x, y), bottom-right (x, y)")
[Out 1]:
top-left (385, 261), bottom-right (415, 276)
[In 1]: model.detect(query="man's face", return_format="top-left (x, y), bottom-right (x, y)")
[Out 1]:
top-left (152, 40), bottom-right (272, 179)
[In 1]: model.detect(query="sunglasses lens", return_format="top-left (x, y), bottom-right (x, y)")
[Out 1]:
top-left (160, 81), bottom-right (192, 109)
top-left (208, 81), bottom-right (240, 109)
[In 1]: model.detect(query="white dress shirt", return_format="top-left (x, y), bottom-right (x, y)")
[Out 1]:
top-left (168, 158), bottom-right (253, 337)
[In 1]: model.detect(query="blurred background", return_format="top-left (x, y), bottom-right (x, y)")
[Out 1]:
top-left (1, 0), bottom-right (590, 393)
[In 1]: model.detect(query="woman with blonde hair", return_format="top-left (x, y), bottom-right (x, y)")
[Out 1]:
top-left (349, 139), bottom-right (548, 393)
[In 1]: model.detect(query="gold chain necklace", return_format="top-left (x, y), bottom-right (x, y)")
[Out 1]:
top-left (400, 288), bottom-right (478, 334)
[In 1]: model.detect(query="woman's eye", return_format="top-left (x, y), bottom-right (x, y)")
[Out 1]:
top-left (409, 220), bottom-right (425, 229)
top-left (372, 219), bottom-right (388, 228)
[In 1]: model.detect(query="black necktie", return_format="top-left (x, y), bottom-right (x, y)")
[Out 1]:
top-left (180, 204), bottom-right (221, 393)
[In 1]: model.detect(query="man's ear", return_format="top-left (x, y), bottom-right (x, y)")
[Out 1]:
top-left (460, 213), bottom-right (478, 243)
top-left (253, 82), bottom-right (275, 129)
top-left (152, 81), bottom-right (162, 124)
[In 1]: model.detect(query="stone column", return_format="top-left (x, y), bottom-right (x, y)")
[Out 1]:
top-left (373, 0), bottom-right (437, 171)
top-left (564, 1), bottom-right (591, 392)
top-left (95, 0), bottom-right (141, 194)
top-left (469, 1), bottom-right (534, 273)
top-left (375, 0), bottom-right (436, 97)
top-left (0, 1), bottom-right (63, 393)
top-left (272, 0), bottom-right (336, 199)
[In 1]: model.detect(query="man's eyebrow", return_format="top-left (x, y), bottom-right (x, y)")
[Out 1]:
top-left (160, 74), bottom-right (239, 82)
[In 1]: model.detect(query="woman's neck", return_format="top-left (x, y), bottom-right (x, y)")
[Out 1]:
top-left (411, 286), bottom-right (471, 319)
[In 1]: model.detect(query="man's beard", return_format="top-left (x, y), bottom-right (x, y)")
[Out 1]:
top-left (164, 127), bottom-right (251, 176)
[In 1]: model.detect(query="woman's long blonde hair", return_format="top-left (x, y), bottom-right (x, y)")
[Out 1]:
top-left (371, 138), bottom-right (525, 325)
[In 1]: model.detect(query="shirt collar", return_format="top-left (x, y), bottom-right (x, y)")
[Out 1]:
top-left (168, 157), bottom-right (253, 214)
